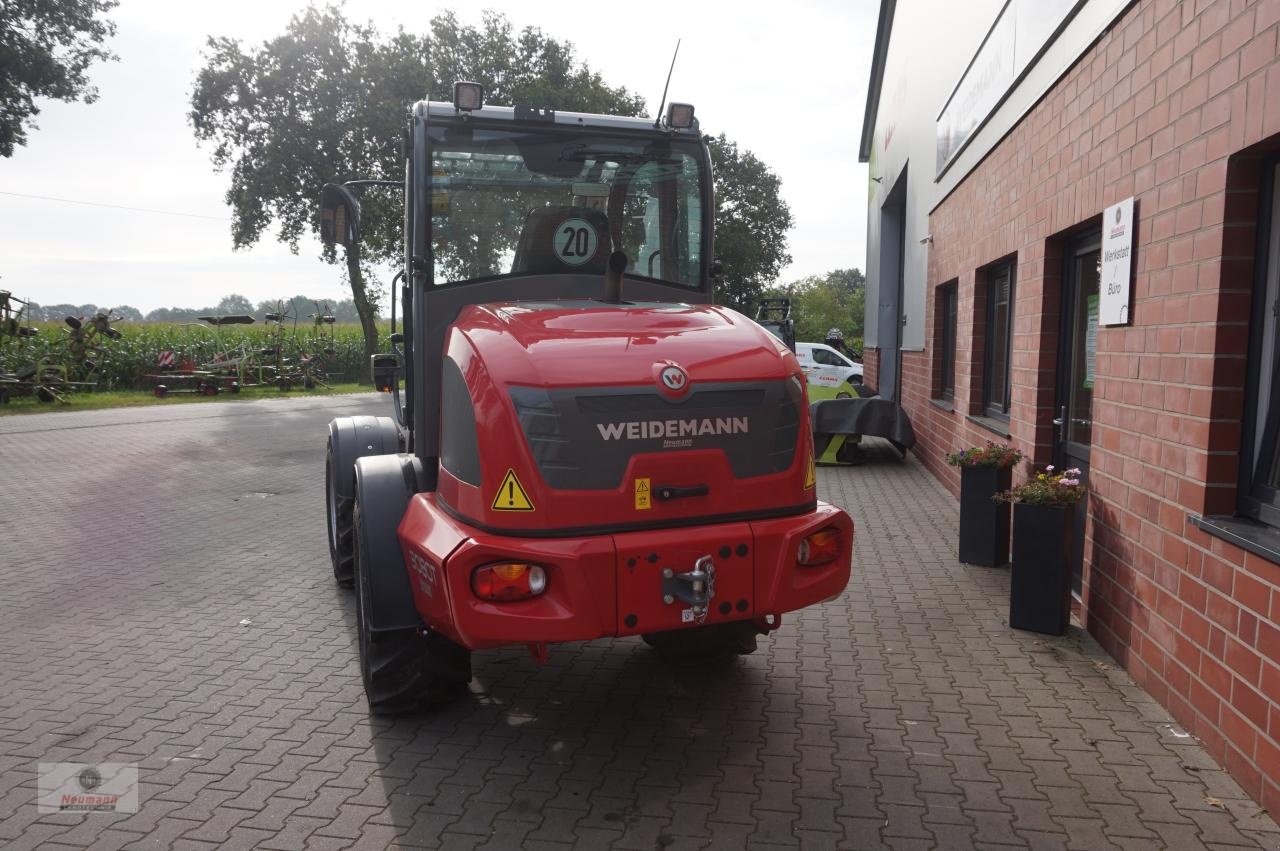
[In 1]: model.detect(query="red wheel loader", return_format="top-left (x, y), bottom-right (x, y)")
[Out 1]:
top-left (323, 85), bottom-right (853, 712)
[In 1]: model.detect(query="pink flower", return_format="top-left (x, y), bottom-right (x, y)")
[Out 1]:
top-left (1045, 465), bottom-right (1055, 472)
top-left (1061, 478), bottom-right (1080, 486)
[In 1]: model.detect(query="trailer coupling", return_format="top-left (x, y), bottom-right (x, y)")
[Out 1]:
top-left (661, 555), bottom-right (716, 624)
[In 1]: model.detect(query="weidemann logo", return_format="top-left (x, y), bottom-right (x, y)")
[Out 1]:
top-left (597, 417), bottom-right (749, 441)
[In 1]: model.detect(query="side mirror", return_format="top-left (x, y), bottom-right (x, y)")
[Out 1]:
top-left (370, 353), bottom-right (400, 393)
top-left (709, 258), bottom-right (724, 280)
top-left (320, 183), bottom-right (362, 247)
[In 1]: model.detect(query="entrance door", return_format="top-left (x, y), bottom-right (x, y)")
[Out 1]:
top-left (1054, 233), bottom-right (1101, 595)
top-left (877, 169), bottom-right (907, 401)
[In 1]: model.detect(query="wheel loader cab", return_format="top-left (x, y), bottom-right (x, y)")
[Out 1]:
top-left (322, 90), bottom-right (854, 714)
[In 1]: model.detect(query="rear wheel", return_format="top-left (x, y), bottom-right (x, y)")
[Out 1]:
top-left (353, 499), bottom-right (470, 713)
top-left (326, 440), bottom-right (355, 587)
top-left (642, 621), bottom-right (760, 665)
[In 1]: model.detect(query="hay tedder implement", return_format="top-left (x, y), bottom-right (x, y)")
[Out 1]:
top-left (0, 291), bottom-right (123, 404)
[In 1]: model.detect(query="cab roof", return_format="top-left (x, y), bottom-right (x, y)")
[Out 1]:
top-left (417, 100), bottom-right (702, 137)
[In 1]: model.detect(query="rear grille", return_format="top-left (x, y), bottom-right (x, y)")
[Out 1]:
top-left (510, 387), bottom-right (580, 488)
top-left (769, 385), bottom-right (801, 472)
top-left (510, 381), bottom-right (801, 490)
top-left (576, 389), bottom-right (763, 414)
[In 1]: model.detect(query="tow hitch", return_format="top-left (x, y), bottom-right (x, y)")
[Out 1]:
top-left (661, 555), bottom-right (716, 623)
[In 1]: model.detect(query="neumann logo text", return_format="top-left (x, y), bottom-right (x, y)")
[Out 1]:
top-left (39, 763), bottom-right (138, 814)
top-left (596, 417), bottom-right (749, 441)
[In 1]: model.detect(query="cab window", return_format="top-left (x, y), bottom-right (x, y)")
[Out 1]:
top-left (428, 126), bottom-right (705, 288)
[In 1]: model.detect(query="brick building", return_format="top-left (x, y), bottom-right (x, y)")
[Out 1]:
top-left (859, 0), bottom-right (1280, 811)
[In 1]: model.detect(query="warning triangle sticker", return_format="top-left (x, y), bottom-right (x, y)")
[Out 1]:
top-left (491, 468), bottom-right (535, 512)
top-left (804, 450), bottom-right (816, 490)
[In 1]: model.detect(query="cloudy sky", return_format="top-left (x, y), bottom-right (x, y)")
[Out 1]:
top-left (0, 0), bottom-right (877, 313)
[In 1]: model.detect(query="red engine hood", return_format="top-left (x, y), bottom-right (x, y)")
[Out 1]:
top-left (452, 301), bottom-right (796, 386)
top-left (437, 300), bottom-right (814, 536)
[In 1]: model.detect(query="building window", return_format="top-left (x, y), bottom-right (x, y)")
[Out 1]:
top-left (1241, 159), bottom-right (1280, 526)
top-left (936, 282), bottom-right (957, 400)
top-left (983, 262), bottom-right (1015, 419)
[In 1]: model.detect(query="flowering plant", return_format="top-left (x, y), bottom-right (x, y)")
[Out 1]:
top-left (945, 441), bottom-right (1023, 469)
top-left (996, 466), bottom-right (1085, 505)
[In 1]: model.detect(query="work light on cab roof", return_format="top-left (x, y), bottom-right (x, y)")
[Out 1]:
top-left (665, 102), bottom-right (695, 129)
top-left (452, 81), bottom-right (483, 112)
top-left (319, 78), bottom-right (853, 714)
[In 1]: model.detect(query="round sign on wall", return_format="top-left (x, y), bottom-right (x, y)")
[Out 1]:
top-left (553, 218), bottom-right (599, 266)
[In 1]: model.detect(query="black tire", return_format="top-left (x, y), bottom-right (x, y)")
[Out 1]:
top-left (642, 621), bottom-right (760, 665)
top-left (326, 440), bottom-right (355, 587)
top-left (353, 499), bottom-right (470, 713)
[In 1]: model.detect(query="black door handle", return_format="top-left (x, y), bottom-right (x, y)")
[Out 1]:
top-left (655, 484), bottom-right (709, 501)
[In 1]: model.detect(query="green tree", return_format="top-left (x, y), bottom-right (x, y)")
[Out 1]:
top-left (0, 0), bottom-right (118, 157)
top-left (189, 6), bottom-right (645, 371)
top-left (762, 267), bottom-right (866, 354)
top-left (216, 294), bottom-right (253, 314)
top-left (709, 135), bottom-right (793, 313)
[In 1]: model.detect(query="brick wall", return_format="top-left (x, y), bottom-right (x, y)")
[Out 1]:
top-left (899, 0), bottom-right (1280, 810)
top-left (863, 347), bottom-right (880, 397)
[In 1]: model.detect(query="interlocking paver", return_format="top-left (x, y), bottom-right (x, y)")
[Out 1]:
top-left (1, 397), bottom-right (1277, 849)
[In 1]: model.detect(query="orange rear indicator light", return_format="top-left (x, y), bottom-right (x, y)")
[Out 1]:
top-left (472, 562), bottom-right (547, 601)
top-left (797, 527), bottom-right (841, 567)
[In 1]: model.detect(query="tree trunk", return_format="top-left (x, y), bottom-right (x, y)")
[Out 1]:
top-left (345, 242), bottom-right (380, 383)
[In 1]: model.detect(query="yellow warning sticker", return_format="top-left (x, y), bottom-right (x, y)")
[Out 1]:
top-left (634, 477), bottom-right (651, 510)
top-left (491, 468), bottom-right (535, 511)
top-left (804, 450), bottom-right (816, 490)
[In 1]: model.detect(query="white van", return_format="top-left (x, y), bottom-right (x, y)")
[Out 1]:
top-left (796, 342), bottom-right (864, 396)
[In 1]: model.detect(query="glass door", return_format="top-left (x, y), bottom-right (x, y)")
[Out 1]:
top-left (1055, 233), bottom-right (1101, 595)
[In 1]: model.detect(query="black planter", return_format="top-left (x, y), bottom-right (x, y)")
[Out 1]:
top-left (958, 465), bottom-right (1012, 566)
top-left (1009, 502), bottom-right (1074, 635)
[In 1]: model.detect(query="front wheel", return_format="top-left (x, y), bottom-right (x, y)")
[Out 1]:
top-left (353, 499), bottom-right (470, 713)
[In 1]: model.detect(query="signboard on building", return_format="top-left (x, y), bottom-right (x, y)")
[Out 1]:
top-left (1100, 196), bottom-right (1135, 326)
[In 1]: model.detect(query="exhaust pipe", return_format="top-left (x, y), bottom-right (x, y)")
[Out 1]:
top-left (604, 250), bottom-right (628, 303)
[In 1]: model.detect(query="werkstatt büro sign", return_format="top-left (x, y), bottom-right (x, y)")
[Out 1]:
top-left (1100, 197), bottom-right (1135, 325)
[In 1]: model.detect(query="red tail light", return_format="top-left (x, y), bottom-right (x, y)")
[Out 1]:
top-left (797, 527), bottom-right (841, 566)
top-left (471, 562), bottom-right (547, 601)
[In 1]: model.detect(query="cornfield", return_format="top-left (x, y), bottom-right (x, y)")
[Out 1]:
top-left (4, 321), bottom-right (380, 391)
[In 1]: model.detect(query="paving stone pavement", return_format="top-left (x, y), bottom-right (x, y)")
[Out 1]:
top-left (0, 394), bottom-right (1277, 850)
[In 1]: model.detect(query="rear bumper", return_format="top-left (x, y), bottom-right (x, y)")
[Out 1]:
top-left (398, 495), bottom-right (853, 651)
